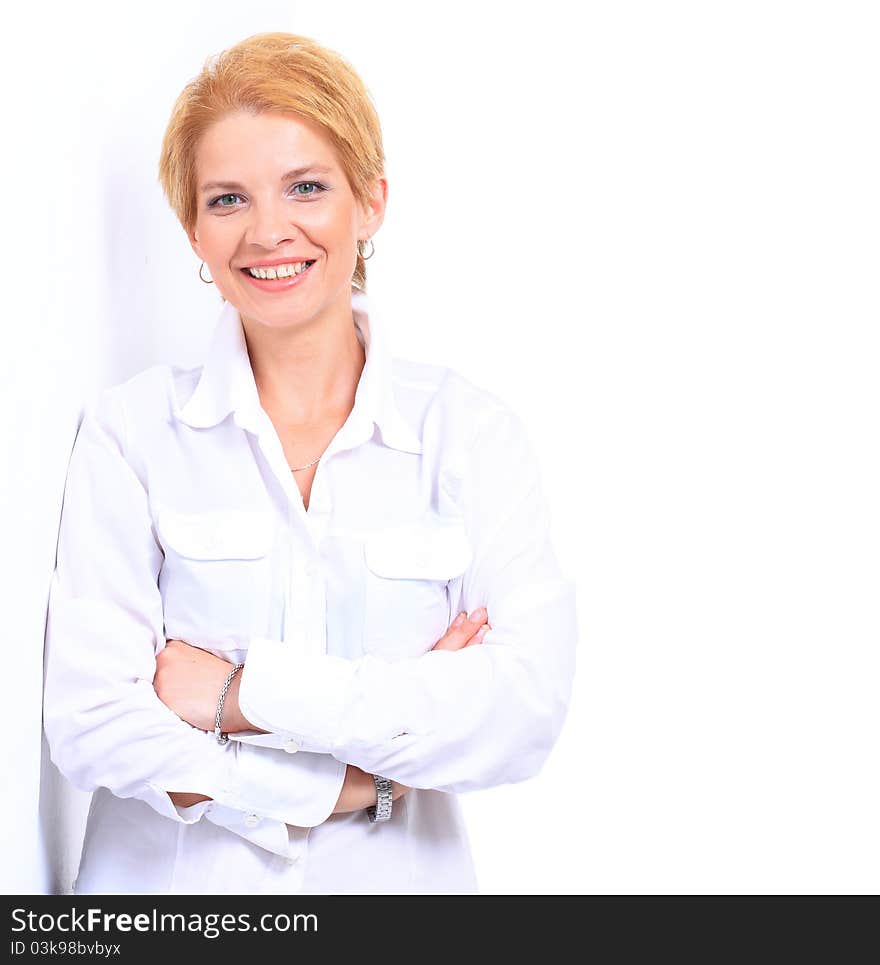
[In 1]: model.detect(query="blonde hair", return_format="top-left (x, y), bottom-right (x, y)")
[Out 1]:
top-left (158, 32), bottom-right (384, 292)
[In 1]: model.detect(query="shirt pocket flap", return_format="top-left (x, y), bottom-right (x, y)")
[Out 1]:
top-left (364, 520), bottom-right (473, 582)
top-left (157, 508), bottom-right (275, 561)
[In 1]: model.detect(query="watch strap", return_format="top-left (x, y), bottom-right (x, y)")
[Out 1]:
top-left (366, 774), bottom-right (393, 823)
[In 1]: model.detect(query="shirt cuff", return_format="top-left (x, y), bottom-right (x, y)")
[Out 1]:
top-left (206, 743), bottom-right (345, 859)
top-left (228, 730), bottom-right (298, 751)
top-left (141, 730), bottom-right (347, 857)
top-left (201, 806), bottom-right (300, 860)
top-left (221, 741), bottom-right (347, 828)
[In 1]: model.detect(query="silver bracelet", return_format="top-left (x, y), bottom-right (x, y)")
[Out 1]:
top-left (366, 774), bottom-right (393, 823)
top-left (214, 663), bottom-right (244, 744)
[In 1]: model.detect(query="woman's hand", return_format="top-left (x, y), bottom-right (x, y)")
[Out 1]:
top-left (431, 607), bottom-right (491, 651)
top-left (154, 639), bottom-right (260, 734)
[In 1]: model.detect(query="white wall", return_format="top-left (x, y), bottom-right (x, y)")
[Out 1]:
top-left (2, 0), bottom-right (877, 894)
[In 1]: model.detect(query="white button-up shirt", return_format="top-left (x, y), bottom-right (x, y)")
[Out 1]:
top-left (43, 290), bottom-right (578, 895)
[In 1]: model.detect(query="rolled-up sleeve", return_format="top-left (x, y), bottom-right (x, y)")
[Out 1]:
top-left (42, 388), bottom-right (346, 848)
top-left (239, 403), bottom-right (578, 792)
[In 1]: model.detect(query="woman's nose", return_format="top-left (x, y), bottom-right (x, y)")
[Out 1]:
top-left (244, 202), bottom-right (298, 249)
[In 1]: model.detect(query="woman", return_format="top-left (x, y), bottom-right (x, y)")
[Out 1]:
top-left (43, 32), bottom-right (578, 895)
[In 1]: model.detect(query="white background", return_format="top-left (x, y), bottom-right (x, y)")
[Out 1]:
top-left (1, 0), bottom-right (877, 893)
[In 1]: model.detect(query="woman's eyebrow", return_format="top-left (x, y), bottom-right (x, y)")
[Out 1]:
top-left (200, 164), bottom-right (334, 193)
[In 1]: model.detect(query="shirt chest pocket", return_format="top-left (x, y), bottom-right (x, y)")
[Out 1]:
top-left (362, 518), bottom-right (473, 659)
top-left (157, 508), bottom-right (276, 649)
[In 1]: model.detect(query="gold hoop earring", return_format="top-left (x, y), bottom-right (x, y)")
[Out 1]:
top-left (199, 261), bottom-right (214, 284)
top-left (360, 238), bottom-right (375, 261)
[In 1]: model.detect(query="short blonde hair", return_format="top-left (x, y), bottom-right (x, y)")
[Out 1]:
top-left (158, 32), bottom-right (384, 291)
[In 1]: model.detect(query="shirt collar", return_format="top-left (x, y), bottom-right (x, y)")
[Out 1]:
top-left (174, 289), bottom-right (422, 455)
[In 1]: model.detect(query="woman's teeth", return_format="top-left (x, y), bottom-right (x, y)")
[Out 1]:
top-left (246, 261), bottom-right (314, 280)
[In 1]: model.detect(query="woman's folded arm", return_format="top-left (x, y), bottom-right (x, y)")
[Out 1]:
top-left (237, 404), bottom-right (579, 792)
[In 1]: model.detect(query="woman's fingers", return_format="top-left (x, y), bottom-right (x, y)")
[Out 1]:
top-left (431, 608), bottom-right (491, 651)
top-left (465, 624), bottom-right (491, 647)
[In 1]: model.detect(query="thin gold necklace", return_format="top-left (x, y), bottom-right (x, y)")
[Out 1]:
top-left (290, 452), bottom-right (324, 473)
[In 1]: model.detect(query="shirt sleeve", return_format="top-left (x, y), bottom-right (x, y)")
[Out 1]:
top-left (42, 388), bottom-right (346, 854)
top-left (238, 403), bottom-right (579, 792)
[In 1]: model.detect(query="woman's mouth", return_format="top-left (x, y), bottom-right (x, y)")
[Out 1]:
top-left (240, 259), bottom-right (317, 291)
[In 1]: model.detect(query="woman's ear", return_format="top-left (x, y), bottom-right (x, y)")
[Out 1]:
top-left (359, 176), bottom-right (388, 242)
top-left (187, 227), bottom-right (205, 263)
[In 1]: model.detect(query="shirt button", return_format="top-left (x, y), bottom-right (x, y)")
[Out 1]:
top-left (243, 813), bottom-right (261, 828)
top-left (305, 562), bottom-right (318, 577)
top-left (283, 739), bottom-right (299, 754)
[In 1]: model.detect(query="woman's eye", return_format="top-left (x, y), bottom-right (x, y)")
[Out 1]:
top-left (209, 193), bottom-right (242, 208)
top-left (291, 181), bottom-right (325, 198)
top-left (207, 183), bottom-right (325, 208)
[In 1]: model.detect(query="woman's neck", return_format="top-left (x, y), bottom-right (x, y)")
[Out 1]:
top-left (243, 300), bottom-right (366, 428)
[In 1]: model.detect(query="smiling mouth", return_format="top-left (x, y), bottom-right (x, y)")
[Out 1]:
top-left (241, 260), bottom-right (316, 280)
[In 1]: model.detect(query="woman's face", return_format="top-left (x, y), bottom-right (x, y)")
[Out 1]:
top-left (187, 110), bottom-right (386, 329)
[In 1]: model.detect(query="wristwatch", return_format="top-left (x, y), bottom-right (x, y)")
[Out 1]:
top-left (366, 774), bottom-right (393, 823)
